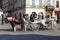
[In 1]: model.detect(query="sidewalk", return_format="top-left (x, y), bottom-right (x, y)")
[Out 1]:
top-left (0, 24), bottom-right (60, 36)
top-left (0, 24), bottom-right (21, 29)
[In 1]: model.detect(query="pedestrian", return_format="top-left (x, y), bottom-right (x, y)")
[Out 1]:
top-left (1, 14), bottom-right (4, 24)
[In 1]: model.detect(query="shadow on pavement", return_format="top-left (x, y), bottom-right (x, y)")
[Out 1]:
top-left (0, 34), bottom-right (60, 40)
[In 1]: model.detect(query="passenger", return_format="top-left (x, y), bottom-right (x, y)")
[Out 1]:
top-left (30, 12), bottom-right (37, 22)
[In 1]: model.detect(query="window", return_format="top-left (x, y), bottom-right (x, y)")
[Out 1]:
top-left (56, 1), bottom-right (59, 7)
top-left (32, 0), bottom-right (35, 6)
top-left (18, 0), bottom-right (21, 7)
top-left (39, 0), bottom-right (42, 6)
top-left (21, 0), bottom-right (25, 7)
top-left (47, 0), bottom-right (51, 6)
top-left (15, 13), bottom-right (17, 19)
top-left (19, 13), bottom-right (21, 18)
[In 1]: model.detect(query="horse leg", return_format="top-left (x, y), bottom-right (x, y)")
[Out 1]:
top-left (10, 21), bottom-right (16, 31)
top-left (21, 24), bottom-right (25, 31)
top-left (21, 25), bottom-right (23, 30)
top-left (23, 25), bottom-right (27, 31)
top-left (11, 24), bottom-right (15, 31)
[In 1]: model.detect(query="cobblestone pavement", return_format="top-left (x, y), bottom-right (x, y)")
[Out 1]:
top-left (0, 24), bottom-right (60, 40)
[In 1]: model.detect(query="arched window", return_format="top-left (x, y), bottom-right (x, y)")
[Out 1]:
top-left (15, 13), bottom-right (18, 19)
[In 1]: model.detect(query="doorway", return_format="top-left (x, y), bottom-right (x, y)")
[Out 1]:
top-left (55, 11), bottom-right (60, 19)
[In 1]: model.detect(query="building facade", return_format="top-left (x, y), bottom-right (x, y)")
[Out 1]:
top-left (2, 0), bottom-right (60, 20)
top-left (54, 0), bottom-right (60, 20)
top-left (2, 0), bottom-right (25, 18)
